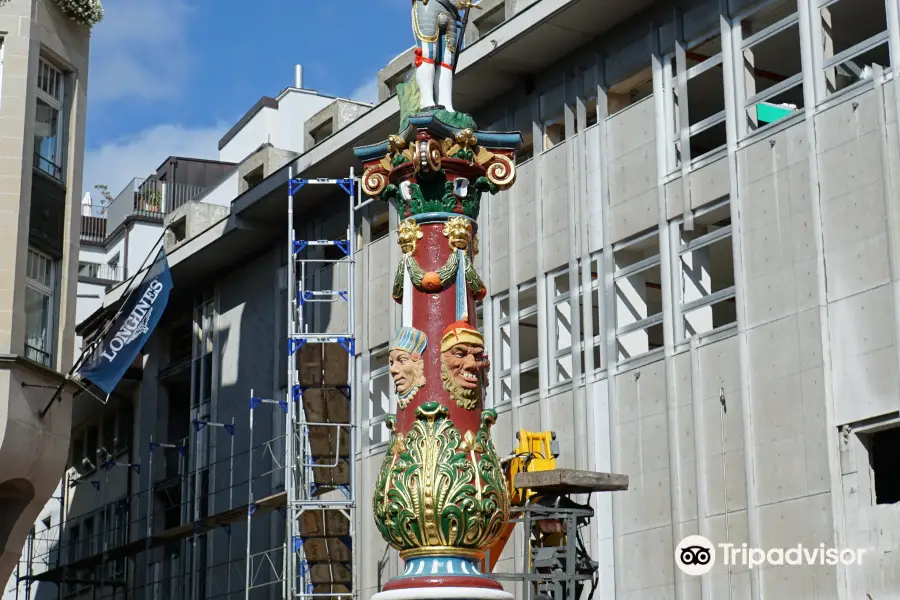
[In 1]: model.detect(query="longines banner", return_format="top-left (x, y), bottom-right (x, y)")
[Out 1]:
top-left (78, 248), bottom-right (173, 395)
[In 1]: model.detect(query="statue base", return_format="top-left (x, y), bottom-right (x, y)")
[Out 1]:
top-left (374, 556), bottom-right (513, 600)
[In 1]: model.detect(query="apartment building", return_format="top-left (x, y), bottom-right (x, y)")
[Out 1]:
top-left (3, 67), bottom-right (370, 597)
top-left (0, 0), bottom-right (93, 591)
top-left (75, 156), bottom-right (236, 356)
top-left (20, 0), bottom-right (900, 598)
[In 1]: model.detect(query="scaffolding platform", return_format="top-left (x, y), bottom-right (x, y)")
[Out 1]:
top-left (514, 469), bottom-right (630, 495)
top-left (246, 168), bottom-right (359, 600)
top-left (26, 490), bottom-right (290, 585)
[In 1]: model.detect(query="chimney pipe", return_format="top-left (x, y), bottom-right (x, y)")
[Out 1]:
top-left (295, 64), bottom-right (303, 89)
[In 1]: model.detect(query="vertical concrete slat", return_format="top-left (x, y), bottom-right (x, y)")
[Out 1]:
top-left (599, 49), bottom-right (624, 597)
top-left (565, 70), bottom-right (587, 473)
top-left (797, 0), bottom-right (849, 597)
top-left (653, 17), bottom-right (686, 600)
top-left (535, 82), bottom-right (551, 419)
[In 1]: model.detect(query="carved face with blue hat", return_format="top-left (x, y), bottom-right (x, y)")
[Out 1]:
top-left (389, 327), bottom-right (428, 409)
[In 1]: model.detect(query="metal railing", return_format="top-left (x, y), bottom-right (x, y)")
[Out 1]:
top-left (25, 344), bottom-right (52, 367)
top-left (106, 178), bottom-right (205, 233)
top-left (78, 262), bottom-right (123, 283)
top-left (34, 152), bottom-right (63, 181)
top-left (81, 213), bottom-right (107, 242)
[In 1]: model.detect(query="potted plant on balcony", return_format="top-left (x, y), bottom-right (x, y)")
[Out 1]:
top-left (145, 190), bottom-right (163, 212)
top-left (135, 189), bottom-right (163, 213)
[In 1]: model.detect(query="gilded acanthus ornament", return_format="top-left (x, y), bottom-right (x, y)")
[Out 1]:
top-left (372, 403), bottom-right (509, 558)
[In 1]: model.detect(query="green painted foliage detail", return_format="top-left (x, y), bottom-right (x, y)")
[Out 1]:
top-left (372, 404), bottom-right (509, 553)
top-left (397, 79), bottom-right (422, 133)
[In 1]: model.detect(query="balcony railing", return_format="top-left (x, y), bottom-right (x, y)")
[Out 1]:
top-left (106, 177), bottom-right (204, 233)
top-left (78, 262), bottom-right (123, 283)
top-left (25, 344), bottom-right (52, 367)
top-left (80, 212), bottom-right (107, 243)
top-left (33, 152), bottom-right (63, 182)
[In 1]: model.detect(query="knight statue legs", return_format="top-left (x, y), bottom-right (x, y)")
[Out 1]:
top-left (412, 0), bottom-right (459, 112)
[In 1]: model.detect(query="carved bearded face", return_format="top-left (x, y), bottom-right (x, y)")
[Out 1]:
top-left (389, 348), bottom-right (425, 401)
top-left (441, 342), bottom-right (489, 410)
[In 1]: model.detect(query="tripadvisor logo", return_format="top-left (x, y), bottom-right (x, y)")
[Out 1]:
top-left (675, 535), bottom-right (867, 575)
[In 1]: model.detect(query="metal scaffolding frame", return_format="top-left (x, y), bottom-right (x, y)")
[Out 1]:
top-left (245, 168), bottom-right (360, 600)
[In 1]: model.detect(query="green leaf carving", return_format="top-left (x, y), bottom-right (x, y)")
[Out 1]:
top-left (372, 404), bottom-right (510, 554)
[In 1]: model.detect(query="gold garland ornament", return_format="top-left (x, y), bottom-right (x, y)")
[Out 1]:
top-left (391, 217), bottom-right (486, 300)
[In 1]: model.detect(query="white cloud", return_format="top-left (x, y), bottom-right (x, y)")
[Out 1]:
top-left (88, 0), bottom-right (195, 102)
top-left (350, 77), bottom-right (379, 104)
top-left (82, 122), bottom-right (230, 200)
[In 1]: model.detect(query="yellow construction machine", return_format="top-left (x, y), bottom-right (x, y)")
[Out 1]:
top-left (484, 430), bottom-right (629, 600)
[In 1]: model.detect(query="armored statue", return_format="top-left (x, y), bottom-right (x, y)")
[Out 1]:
top-left (412, 0), bottom-right (480, 112)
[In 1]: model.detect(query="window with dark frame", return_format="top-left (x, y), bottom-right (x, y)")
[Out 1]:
top-left (739, 1), bottom-right (804, 132)
top-left (491, 293), bottom-right (512, 406)
top-left (820, 0), bottom-right (890, 96)
top-left (548, 267), bottom-right (575, 386)
top-left (367, 346), bottom-right (391, 446)
top-left (607, 66), bottom-right (654, 116)
top-left (517, 280), bottom-right (540, 396)
top-left (613, 230), bottom-right (664, 361)
top-left (869, 426), bottom-right (900, 505)
top-left (677, 200), bottom-right (737, 339)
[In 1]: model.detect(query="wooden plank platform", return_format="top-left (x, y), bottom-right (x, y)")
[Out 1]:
top-left (514, 469), bottom-right (629, 495)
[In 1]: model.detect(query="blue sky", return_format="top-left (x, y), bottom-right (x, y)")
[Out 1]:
top-left (83, 0), bottom-right (413, 198)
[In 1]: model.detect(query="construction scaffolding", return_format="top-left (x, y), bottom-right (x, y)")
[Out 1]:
top-left (14, 170), bottom-right (362, 600)
top-left (245, 169), bottom-right (359, 600)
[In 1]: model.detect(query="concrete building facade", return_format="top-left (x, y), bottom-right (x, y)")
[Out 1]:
top-left (0, 0), bottom-right (92, 589)
top-left (26, 0), bottom-right (900, 599)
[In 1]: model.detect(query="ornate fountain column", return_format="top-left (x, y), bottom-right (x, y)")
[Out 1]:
top-left (355, 106), bottom-right (521, 598)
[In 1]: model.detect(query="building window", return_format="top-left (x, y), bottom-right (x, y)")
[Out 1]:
top-left (369, 205), bottom-right (389, 242)
top-left (310, 119), bottom-right (334, 145)
top-left (68, 525), bottom-right (80, 564)
top-left (474, 3), bottom-right (504, 35)
top-left (385, 65), bottom-right (414, 99)
top-left (548, 268), bottom-right (574, 386)
top-left (82, 516), bottom-right (94, 559)
top-left (543, 111), bottom-right (566, 150)
top-left (25, 248), bottom-right (55, 366)
top-left (491, 293), bottom-right (512, 406)
top-left (150, 561), bottom-right (162, 600)
top-left (103, 500), bottom-right (127, 576)
top-left (583, 96), bottom-right (599, 129)
top-left (671, 29), bottom-right (727, 167)
top-left (581, 254), bottom-right (604, 373)
top-left (243, 166), bottom-right (264, 191)
top-left (517, 280), bottom-right (540, 397)
top-left (676, 200), bottom-right (737, 339)
top-left (820, 0), bottom-right (890, 96)
top-left (739, 1), bottom-right (803, 132)
top-left (607, 65), bottom-right (653, 116)
top-left (517, 131), bottom-right (535, 162)
top-left (34, 58), bottom-right (65, 181)
top-left (367, 346), bottom-right (391, 446)
top-left (613, 230), bottom-right (663, 361)
top-left (70, 402), bottom-right (134, 473)
top-left (192, 299), bottom-right (215, 412)
top-left (867, 426), bottom-right (900, 504)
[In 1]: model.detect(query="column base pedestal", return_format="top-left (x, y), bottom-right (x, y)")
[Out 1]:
top-left (374, 556), bottom-right (513, 600)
